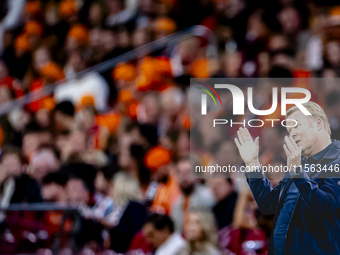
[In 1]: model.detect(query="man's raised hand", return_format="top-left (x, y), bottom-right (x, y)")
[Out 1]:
top-left (234, 127), bottom-right (261, 171)
top-left (283, 135), bottom-right (302, 172)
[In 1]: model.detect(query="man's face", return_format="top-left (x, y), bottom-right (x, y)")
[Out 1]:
top-left (22, 133), bottom-right (40, 158)
top-left (66, 179), bottom-right (90, 204)
top-left (95, 172), bottom-right (111, 195)
top-left (42, 183), bottom-right (67, 202)
top-left (29, 150), bottom-right (59, 181)
top-left (216, 141), bottom-right (239, 166)
top-left (118, 133), bottom-right (132, 169)
top-left (2, 154), bottom-right (22, 177)
top-left (177, 161), bottom-right (196, 195)
top-left (207, 178), bottom-right (232, 202)
top-left (286, 111), bottom-right (319, 156)
top-left (142, 223), bottom-right (169, 248)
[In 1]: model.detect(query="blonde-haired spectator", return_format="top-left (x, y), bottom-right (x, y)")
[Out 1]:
top-left (101, 172), bottom-right (147, 253)
top-left (184, 211), bottom-right (221, 255)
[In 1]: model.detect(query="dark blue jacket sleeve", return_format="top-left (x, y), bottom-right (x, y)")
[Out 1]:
top-left (291, 168), bottom-right (340, 218)
top-left (246, 169), bottom-right (283, 215)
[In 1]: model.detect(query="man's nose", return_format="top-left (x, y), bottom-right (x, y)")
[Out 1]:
top-left (290, 129), bottom-right (298, 138)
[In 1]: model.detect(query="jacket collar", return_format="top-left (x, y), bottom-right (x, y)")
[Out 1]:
top-left (321, 140), bottom-right (340, 160)
top-left (301, 140), bottom-right (340, 163)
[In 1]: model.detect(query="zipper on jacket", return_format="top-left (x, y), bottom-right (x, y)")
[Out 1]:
top-left (282, 194), bottom-right (300, 255)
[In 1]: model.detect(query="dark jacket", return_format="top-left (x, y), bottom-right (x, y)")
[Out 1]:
top-left (213, 191), bottom-right (238, 230)
top-left (0, 174), bottom-right (42, 254)
top-left (0, 174), bottom-right (42, 204)
top-left (110, 201), bottom-right (147, 253)
top-left (246, 140), bottom-right (340, 255)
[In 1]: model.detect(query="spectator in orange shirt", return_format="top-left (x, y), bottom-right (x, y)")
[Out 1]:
top-left (145, 145), bottom-right (180, 215)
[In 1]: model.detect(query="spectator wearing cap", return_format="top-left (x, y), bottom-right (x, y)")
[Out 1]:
top-left (14, 33), bottom-right (31, 57)
top-left (65, 24), bottom-right (88, 53)
top-left (59, 0), bottom-right (78, 20)
top-left (145, 145), bottom-right (180, 215)
top-left (171, 155), bottom-right (215, 234)
top-left (24, 20), bottom-right (43, 50)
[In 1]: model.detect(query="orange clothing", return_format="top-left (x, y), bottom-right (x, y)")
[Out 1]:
top-left (154, 18), bottom-right (177, 34)
top-left (182, 196), bottom-right (190, 233)
top-left (59, 0), bottom-right (77, 17)
top-left (150, 175), bottom-right (180, 215)
top-left (95, 112), bottom-right (121, 134)
top-left (180, 114), bottom-right (191, 129)
top-left (15, 33), bottom-right (31, 52)
top-left (24, 21), bottom-right (43, 36)
top-left (0, 77), bottom-right (23, 98)
top-left (113, 63), bottom-right (137, 82)
top-left (190, 58), bottom-right (209, 78)
top-left (27, 79), bottom-right (56, 113)
top-left (40, 61), bottom-right (65, 82)
top-left (67, 24), bottom-right (88, 46)
top-left (88, 125), bottom-right (107, 150)
top-left (144, 146), bottom-right (172, 173)
top-left (25, 1), bottom-right (41, 15)
top-left (136, 56), bottom-right (172, 92)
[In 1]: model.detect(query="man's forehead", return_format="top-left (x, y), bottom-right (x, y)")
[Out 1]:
top-left (143, 223), bottom-right (155, 233)
top-left (287, 110), bottom-right (308, 121)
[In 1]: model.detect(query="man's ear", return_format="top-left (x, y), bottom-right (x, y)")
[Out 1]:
top-left (316, 118), bottom-right (323, 131)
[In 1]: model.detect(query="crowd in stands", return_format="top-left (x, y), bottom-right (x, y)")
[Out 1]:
top-left (0, 0), bottom-right (340, 254)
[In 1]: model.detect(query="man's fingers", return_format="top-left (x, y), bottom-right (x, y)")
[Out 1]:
top-left (234, 137), bottom-right (241, 149)
top-left (289, 136), bottom-right (299, 150)
top-left (240, 128), bottom-right (248, 142)
top-left (283, 144), bottom-right (291, 158)
top-left (237, 130), bottom-right (245, 144)
top-left (244, 128), bottom-right (253, 141)
top-left (284, 136), bottom-right (295, 154)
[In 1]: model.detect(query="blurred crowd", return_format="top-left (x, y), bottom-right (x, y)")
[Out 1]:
top-left (0, 0), bottom-right (340, 254)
